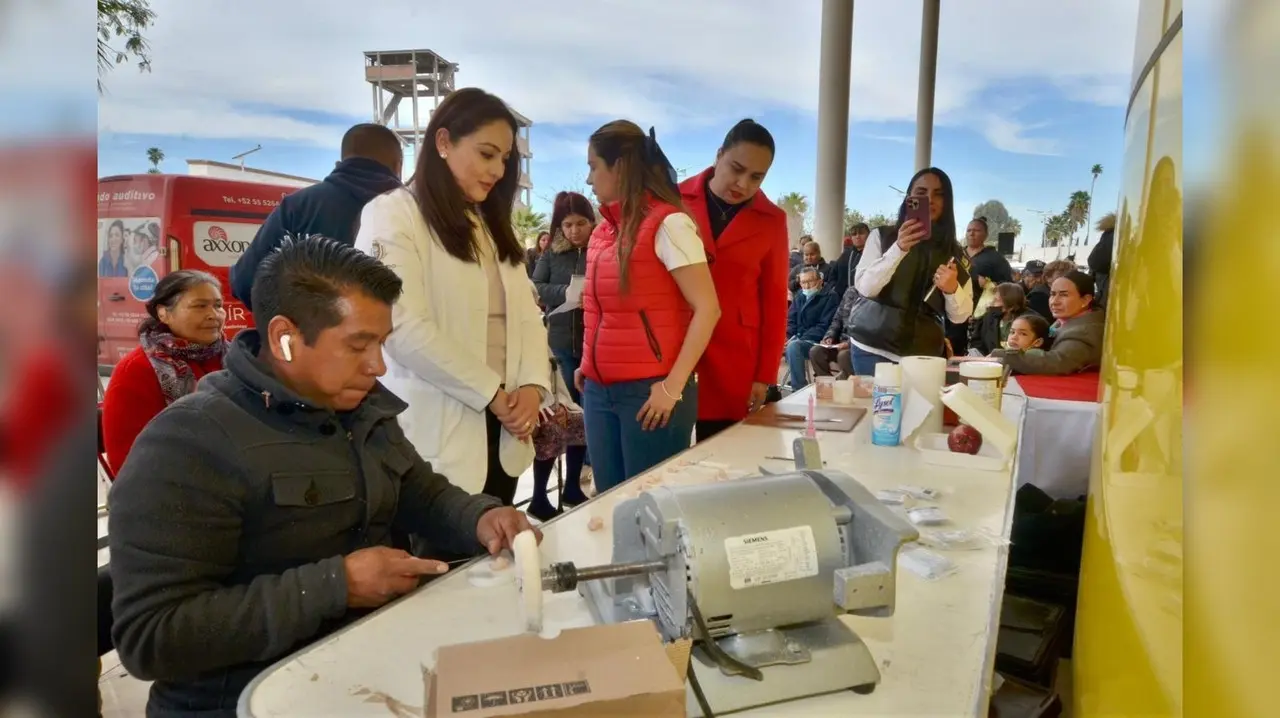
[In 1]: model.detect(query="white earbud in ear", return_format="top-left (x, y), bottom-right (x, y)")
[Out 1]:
top-left (280, 334), bottom-right (293, 363)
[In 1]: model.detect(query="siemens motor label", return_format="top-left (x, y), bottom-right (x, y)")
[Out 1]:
top-left (723, 525), bottom-right (819, 590)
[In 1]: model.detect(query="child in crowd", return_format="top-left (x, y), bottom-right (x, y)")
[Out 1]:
top-left (1005, 313), bottom-right (1051, 352)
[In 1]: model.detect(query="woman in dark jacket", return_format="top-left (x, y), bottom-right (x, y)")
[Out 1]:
top-left (970, 282), bottom-right (1033, 355)
top-left (533, 192), bottom-right (595, 395)
top-left (526, 231), bottom-right (551, 279)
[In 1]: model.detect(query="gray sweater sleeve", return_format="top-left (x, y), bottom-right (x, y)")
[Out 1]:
top-left (391, 436), bottom-right (502, 555)
top-left (995, 335), bottom-right (1098, 376)
top-left (108, 407), bottom-right (349, 682)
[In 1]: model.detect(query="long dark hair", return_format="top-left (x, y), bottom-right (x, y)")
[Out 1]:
top-left (548, 191), bottom-right (596, 241)
top-left (138, 270), bottom-right (221, 336)
top-left (588, 120), bottom-right (685, 289)
top-left (411, 88), bottom-right (523, 266)
top-left (896, 166), bottom-right (958, 247)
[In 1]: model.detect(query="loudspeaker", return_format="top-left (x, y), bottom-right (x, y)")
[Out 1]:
top-left (997, 232), bottom-right (1015, 255)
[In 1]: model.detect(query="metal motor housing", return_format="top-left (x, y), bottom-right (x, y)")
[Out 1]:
top-left (623, 474), bottom-right (847, 638)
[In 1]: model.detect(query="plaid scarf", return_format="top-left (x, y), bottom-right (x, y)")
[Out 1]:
top-left (138, 326), bottom-right (228, 405)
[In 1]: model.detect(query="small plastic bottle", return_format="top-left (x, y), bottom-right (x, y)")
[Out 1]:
top-left (871, 362), bottom-right (903, 446)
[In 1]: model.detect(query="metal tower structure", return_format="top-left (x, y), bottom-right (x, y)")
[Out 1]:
top-left (364, 49), bottom-right (533, 206)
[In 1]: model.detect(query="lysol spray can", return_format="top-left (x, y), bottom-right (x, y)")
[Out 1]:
top-left (871, 362), bottom-right (903, 446)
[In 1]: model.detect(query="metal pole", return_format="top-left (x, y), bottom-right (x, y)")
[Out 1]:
top-left (814, 0), bottom-right (856, 263)
top-left (411, 51), bottom-right (421, 157)
top-left (915, 0), bottom-right (940, 172)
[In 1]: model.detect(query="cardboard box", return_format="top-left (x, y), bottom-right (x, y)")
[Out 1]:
top-left (426, 621), bottom-right (689, 717)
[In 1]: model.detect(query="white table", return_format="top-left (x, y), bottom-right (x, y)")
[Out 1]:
top-left (1005, 378), bottom-right (1099, 500)
top-left (238, 390), bottom-right (1027, 717)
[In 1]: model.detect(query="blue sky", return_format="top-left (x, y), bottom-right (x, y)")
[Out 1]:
top-left (92, 0), bottom-right (1157, 249)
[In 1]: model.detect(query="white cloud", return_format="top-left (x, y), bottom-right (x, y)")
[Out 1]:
top-left (859, 134), bottom-right (916, 145)
top-left (978, 115), bottom-right (1061, 156)
top-left (96, 0), bottom-right (1139, 154)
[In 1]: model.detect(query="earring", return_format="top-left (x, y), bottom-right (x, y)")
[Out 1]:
top-left (439, 151), bottom-right (448, 159)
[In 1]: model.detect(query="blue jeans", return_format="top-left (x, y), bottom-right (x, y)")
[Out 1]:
top-left (785, 338), bottom-right (815, 388)
top-left (582, 375), bottom-right (698, 493)
top-left (850, 344), bottom-right (891, 375)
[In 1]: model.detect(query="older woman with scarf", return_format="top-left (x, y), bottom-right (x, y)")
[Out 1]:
top-left (102, 270), bottom-right (228, 476)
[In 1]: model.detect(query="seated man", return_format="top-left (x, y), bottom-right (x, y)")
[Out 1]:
top-left (108, 237), bottom-right (538, 717)
top-left (809, 283), bottom-right (860, 380)
top-left (783, 267), bottom-right (839, 388)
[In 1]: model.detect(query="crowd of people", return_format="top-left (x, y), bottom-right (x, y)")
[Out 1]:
top-left (97, 86), bottom-right (1112, 716)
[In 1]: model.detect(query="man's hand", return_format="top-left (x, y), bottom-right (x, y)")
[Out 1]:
top-left (343, 546), bottom-right (449, 609)
top-left (477, 507), bottom-right (541, 554)
top-left (934, 258), bottom-right (959, 295)
top-left (747, 382), bottom-right (768, 413)
top-left (574, 369), bottom-right (585, 393)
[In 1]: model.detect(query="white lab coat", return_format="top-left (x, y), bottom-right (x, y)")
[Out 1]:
top-left (354, 188), bottom-right (550, 494)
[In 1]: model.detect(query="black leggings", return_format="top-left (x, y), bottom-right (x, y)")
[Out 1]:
top-left (481, 409), bottom-right (520, 506)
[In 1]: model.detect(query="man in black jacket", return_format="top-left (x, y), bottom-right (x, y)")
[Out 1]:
top-left (230, 123), bottom-right (404, 308)
top-left (825, 222), bottom-right (869, 298)
top-left (109, 238), bottom-right (537, 717)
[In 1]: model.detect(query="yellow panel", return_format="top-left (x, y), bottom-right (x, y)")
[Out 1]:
top-left (1073, 13), bottom-right (1183, 718)
top-left (1130, 0), bottom-right (1171, 84)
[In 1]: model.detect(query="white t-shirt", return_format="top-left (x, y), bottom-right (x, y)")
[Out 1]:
top-left (652, 213), bottom-right (708, 271)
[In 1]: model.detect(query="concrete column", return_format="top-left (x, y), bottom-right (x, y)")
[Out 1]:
top-left (813, 0), bottom-right (855, 263)
top-left (915, 0), bottom-right (940, 171)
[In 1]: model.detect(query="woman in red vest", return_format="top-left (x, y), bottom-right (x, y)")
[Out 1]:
top-left (678, 119), bottom-right (789, 440)
top-left (575, 121), bottom-right (721, 492)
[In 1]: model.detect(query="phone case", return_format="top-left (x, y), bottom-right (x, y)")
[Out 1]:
top-left (904, 195), bottom-right (932, 235)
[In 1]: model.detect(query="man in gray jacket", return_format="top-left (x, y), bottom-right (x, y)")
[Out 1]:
top-left (108, 237), bottom-right (537, 716)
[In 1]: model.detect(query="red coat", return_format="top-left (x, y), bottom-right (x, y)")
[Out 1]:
top-left (582, 198), bottom-right (689, 384)
top-left (101, 345), bottom-right (224, 476)
top-left (680, 168), bottom-right (789, 421)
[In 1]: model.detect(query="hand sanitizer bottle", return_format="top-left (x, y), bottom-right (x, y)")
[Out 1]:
top-left (871, 362), bottom-right (903, 446)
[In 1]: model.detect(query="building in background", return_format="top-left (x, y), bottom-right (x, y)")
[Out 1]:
top-left (364, 48), bottom-right (532, 206)
top-left (185, 160), bottom-right (317, 188)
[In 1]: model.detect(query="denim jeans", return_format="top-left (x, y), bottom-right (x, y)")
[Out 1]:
top-left (784, 338), bottom-right (815, 388)
top-left (849, 344), bottom-right (891, 375)
top-left (551, 349), bottom-right (582, 405)
top-left (582, 375), bottom-right (697, 494)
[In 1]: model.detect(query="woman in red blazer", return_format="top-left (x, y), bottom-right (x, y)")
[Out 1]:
top-left (102, 270), bottom-right (228, 476)
top-left (679, 119), bottom-right (789, 441)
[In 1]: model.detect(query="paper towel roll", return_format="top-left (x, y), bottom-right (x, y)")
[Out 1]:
top-left (900, 355), bottom-right (947, 437)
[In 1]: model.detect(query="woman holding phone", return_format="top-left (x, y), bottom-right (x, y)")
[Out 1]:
top-left (575, 120), bottom-right (721, 493)
top-left (844, 167), bottom-right (973, 374)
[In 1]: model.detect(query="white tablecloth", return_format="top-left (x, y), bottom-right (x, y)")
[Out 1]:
top-left (1006, 378), bottom-right (1099, 500)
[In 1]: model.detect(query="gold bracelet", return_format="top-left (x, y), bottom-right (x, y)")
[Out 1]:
top-left (659, 381), bottom-right (682, 401)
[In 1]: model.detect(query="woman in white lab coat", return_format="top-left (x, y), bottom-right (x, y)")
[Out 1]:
top-left (355, 87), bottom-right (549, 506)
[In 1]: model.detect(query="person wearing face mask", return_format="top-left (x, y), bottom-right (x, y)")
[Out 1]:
top-left (101, 269), bottom-right (228, 476)
top-left (783, 267), bottom-right (839, 389)
top-left (844, 167), bottom-right (974, 374)
top-left (107, 238), bottom-right (537, 717)
top-left (678, 119), bottom-right (789, 440)
top-left (354, 88), bottom-right (550, 513)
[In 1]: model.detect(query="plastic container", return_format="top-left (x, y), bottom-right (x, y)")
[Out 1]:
top-left (832, 377), bottom-right (855, 404)
top-left (814, 376), bottom-right (835, 401)
top-left (853, 375), bottom-right (875, 398)
top-left (915, 382), bottom-right (1018, 471)
top-left (870, 362), bottom-right (903, 446)
top-left (959, 361), bottom-right (1004, 413)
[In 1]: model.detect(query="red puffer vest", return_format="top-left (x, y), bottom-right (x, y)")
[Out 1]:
top-left (581, 197), bottom-right (691, 385)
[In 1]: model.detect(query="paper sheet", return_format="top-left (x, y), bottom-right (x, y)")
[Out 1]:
top-left (546, 275), bottom-right (585, 317)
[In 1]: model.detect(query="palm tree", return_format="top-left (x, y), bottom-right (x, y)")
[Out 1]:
top-left (1045, 213), bottom-right (1072, 247)
top-left (146, 146), bottom-right (164, 174)
top-left (1066, 191), bottom-right (1091, 247)
top-left (776, 192), bottom-right (809, 245)
top-left (1083, 164), bottom-right (1103, 245)
top-left (511, 206), bottom-right (548, 245)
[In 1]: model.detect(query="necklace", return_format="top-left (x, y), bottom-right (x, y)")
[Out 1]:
top-left (707, 190), bottom-right (734, 220)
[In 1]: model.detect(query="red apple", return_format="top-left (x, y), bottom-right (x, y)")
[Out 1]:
top-left (948, 424), bottom-right (983, 454)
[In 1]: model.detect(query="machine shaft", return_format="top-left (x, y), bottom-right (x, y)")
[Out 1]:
top-left (541, 559), bottom-right (666, 593)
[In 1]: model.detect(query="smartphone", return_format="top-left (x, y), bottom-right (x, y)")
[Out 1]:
top-left (903, 195), bottom-right (932, 236)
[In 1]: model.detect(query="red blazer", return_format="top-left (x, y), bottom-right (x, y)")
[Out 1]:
top-left (680, 168), bottom-right (789, 421)
top-left (101, 345), bottom-right (224, 477)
